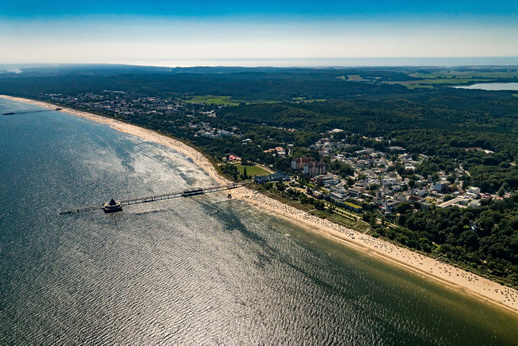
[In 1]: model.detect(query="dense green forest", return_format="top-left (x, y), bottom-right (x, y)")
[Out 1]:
top-left (1, 64), bottom-right (517, 286)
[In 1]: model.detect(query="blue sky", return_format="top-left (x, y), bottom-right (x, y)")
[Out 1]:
top-left (1, 1), bottom-right (517, 66)
top-left (3, 1), bottom-right (517, 18)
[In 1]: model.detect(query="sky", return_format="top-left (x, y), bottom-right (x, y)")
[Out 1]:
top-left (1, 0), bottom-right (518, 66)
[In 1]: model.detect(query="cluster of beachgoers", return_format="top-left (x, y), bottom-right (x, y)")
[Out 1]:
top-left (2, 94), bottom-right (517, 314)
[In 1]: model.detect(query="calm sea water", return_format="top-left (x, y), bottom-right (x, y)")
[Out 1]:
top-left (1, 98), bottom-right (517, 345)
top-left (116, 57), bottom-right (518, 67)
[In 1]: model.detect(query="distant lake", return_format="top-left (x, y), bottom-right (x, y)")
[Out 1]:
top-left (454, 83), bottom-right (518, 91)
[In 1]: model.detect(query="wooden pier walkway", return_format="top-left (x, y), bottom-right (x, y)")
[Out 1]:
top-left (3, 108), bottom-right (62, 115)
top-left (59, 183), bottom-right (240, 215)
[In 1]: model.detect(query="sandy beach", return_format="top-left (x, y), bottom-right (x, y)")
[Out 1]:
top-left (2, 94), bottom-right (517, 315)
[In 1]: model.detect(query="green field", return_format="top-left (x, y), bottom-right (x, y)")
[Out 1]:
top-left (235, 164), bottom-right (270, 176)
top-left (185, 95), bottom-right (239, 106)
top-left (346, 74), bottom-right (370, 82)
top-left (404, 84), bottom-right (434, 90)
top-left (291, 97), bottom-right (327, 103)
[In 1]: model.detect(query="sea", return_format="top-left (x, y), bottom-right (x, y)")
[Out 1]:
top-left (1, 98), bottom-right (517, 345)
top-left (116, 57), bottom-right (518, 68)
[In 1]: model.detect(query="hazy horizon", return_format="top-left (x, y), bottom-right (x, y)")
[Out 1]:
top-left (2, 1), bottom-right (517, 65)
top-left (2, 57), bottom-right (518, 70)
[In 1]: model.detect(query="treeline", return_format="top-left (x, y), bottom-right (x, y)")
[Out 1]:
top-left (0, 66), bottom-right (411, 102)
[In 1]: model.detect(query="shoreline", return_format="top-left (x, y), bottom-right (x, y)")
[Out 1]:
top-left (2, 94), bottom-right (517, 315)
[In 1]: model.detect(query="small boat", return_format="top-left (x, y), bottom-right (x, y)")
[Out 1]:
top-left (3, 112), bottom-right (15, 115)
top-left (103, 199), bottom-right (123, 213)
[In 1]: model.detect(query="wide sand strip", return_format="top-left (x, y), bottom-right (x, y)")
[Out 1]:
top-left (2, 94), bottom-right (517, 314)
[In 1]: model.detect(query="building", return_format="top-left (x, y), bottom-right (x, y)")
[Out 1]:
top-left (303, 162), bottom-right (327, 177)
top-left (217, 130), bottom-right (234, 137)
top-left (227, 155), bottom-right (240, 162)
top-left (467, 186), bottom-right (481, 198)
top-left (315, 174), bottom-right (340, 186)
top-left (434, 181), bottom-right (450, 193)
top-left (291, 157), bottom-right (314, 170)
top-left (348, 186), bottom-right (365, 197)
top-left (330, 191), bottom-right (346, 200)
top-left (381, 177), bottom-right (399, 187)
top-left (253, 172), bottom-right (290, 184)
top-left (381, 200), bottom-right (399, 214)
top-left (335, 200), bottom-right (362, 212)
top-left (275, 147), bottom-right (286, 157)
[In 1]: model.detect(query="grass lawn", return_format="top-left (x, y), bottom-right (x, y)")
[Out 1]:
top-left (184, 95), bottom-right (239, 106)
top-left (235, 164), bottom-right (270, 177)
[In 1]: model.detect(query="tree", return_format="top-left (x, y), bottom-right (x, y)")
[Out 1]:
top-left (314, 200), bottom-right (325, 210)
top-left (339, 163), bottom-right (354, 176)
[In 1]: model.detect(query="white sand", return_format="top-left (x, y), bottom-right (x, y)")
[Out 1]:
top-left (2, 94), bottom-right (517, 315)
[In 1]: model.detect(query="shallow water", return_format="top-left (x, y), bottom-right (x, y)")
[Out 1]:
top-left (1, 98), bottom-right (517, 345)
top-left (454, 82), bottom-right (518, 91)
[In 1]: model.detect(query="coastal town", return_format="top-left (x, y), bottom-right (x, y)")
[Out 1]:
top-left (43, 91), bottom-right (508, 220)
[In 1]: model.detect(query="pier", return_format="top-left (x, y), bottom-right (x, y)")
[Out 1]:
top-left (3, 108), bottom-right (62, 115)
top-left (59, 183), bottom-right (241, 215)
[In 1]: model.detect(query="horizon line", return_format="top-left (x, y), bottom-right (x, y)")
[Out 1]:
top-left (2, 57), bottom-right (518, 69)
